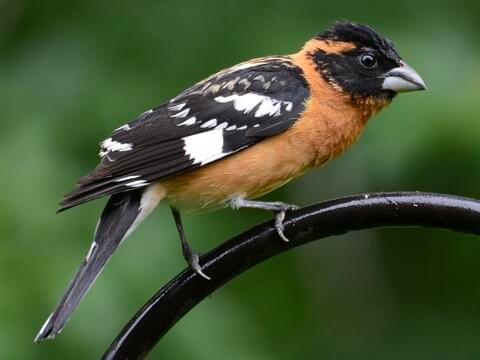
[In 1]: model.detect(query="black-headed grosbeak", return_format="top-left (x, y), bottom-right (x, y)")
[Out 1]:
top-left (36, 21), bottom-right (426, 342)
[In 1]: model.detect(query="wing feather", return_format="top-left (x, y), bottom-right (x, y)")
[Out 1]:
top-left (59, 56), bottom-right (310, 211)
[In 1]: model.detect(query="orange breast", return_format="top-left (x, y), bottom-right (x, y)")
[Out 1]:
top-left (160, 100), bottom-right (367, 212)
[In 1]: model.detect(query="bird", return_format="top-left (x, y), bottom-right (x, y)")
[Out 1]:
top-left (35, 20), bottom-right (426, 342)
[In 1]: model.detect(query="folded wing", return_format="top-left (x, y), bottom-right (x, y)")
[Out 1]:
top-left (59, 56), bottom-right (310, 211)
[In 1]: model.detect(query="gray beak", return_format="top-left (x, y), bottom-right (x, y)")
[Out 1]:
top-left (382, 60), bottom-right (427, 92)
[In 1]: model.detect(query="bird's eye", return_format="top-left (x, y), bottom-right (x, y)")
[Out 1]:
top-left (360, 53), bottom-right (377, 68)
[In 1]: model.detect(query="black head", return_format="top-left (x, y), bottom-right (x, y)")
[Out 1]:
top-left (312, 21), bottom-right (426, 100)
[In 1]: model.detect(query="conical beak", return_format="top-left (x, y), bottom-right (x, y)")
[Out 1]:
top-left (382, 60), bottom-right (427, 92)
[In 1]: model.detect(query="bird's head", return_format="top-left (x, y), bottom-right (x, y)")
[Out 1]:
top-left (308, 21), bottom-right (426, 104)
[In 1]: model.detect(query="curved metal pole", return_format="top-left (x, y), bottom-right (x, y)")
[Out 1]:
top-left (103, 192), bottom-right (480, 360)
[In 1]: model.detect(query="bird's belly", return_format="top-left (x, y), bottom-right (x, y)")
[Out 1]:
top-left (160, 134), bottom-right (317, 212)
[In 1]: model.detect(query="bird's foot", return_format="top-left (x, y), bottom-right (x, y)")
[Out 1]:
top-left (171, 207), bottom-right (211, 280)
top-left (274, 210), bottom-right (290, 242)
top-left (228, 197), bottom-right (299, 242)
top-left (185, 249), bottom-right (211, 281)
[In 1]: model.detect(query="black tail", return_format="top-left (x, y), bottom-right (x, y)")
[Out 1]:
top-left (35, 190), bottom-right (143, 342)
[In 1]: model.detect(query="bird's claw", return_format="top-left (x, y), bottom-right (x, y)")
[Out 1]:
top-left (226, 197), bottom-right (298, 242)
top-left (274, 202), bottom-right (299, 242)
top-left (189, 252), bottom-right (211, 280)
top-left (275, 210), bottom-right (291, 242)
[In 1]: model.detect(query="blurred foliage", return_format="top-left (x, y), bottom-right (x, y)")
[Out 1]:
top-left (1, 0), bottom-right (480, 358)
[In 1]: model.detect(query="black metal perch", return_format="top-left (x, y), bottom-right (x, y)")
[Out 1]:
top-left (102, 192), bottom-right (480, 360)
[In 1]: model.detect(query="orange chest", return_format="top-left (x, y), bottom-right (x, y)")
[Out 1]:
top-left (161, 99), bottom-right (368, 211)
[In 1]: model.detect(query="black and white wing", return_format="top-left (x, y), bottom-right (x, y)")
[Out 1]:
top-left (59, 56), bottom-right (310, 211)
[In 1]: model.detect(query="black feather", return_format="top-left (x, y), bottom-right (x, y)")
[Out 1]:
top-left (317, 20), bottom-right (398, 57)
top-left (36, 190), bottom-right (142, 341)
top-left (312, 21), bottom-right (401, 99)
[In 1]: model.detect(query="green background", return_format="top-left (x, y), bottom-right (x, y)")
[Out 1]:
top-left (1, 0), bottom-right (480, 358)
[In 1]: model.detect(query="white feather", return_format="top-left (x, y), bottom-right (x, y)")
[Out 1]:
top-left (178, 116), bottom-right (196, 126)
top-left (99, 138), bottom-right (133, 157)
top-left (215, 93), bottom-right (290, 118)
top-left (125, 180), bottom-right (149, 188)
top-left (183, 129), bottom-right (225, 165)
top-left (115, 175), bottom-right (140, 182)
top-left (115, 124), bottom-right (131, 132)
top-left (201, 119), bottom-right (218, 128)
top-left (171, 108), bottom-right (190, 118)
top-left (254, 98), bottom-right (281, 118)
top-left (215, 93), bottom-right (264, 114)
top-left (168, 103), bottom-right (186, 111)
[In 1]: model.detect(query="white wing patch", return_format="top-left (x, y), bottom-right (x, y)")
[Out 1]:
top-left (183, 129), bottom-right (226, 165)
top-left (171, 108), bottom-right (190, 118)
top-left (115, 175), bottom-right (141, 182)
top-left (215, 122), bottom-right (229, 130)
top-left (215, 93), bottom-right (264, 114)
top-left (201, 119), bottom-right (218, 128)
top-left (125, 179), bottom-right (149, 188)
top-left (168, 103), bottom-right (186, 111)
top-left (254, 98), bottom-right (282, 118)
top-left (214, 93), bottom-right (293, 118)
top-left (99, 138), bottom-right (133, 157)
top-left (178, 116), bottom-right (197, 126)
top-left (115, 124), bottom-right (131, 132)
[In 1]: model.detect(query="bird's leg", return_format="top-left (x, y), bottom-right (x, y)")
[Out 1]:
top-left (170, 207), bottom-right (211, 280)
top-left (228, 197), bottom-right (299, 242)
